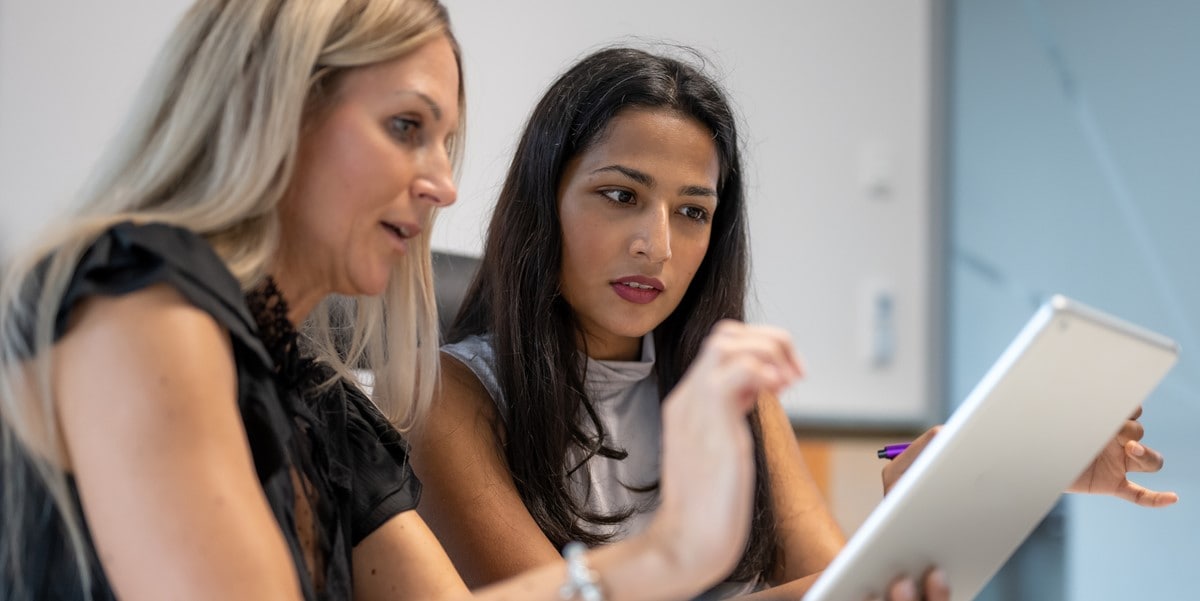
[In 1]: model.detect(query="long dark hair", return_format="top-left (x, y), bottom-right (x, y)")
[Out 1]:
top-left (449, 47), bottom-right (777, 582)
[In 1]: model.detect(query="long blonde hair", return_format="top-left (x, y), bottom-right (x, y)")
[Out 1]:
top-left (0, 0), bottom-right (461, 592)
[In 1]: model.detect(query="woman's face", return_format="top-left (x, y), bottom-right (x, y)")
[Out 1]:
top-left (276, 35), bottom-right (459, 310)
top-left (557, 108), bottom-right (720, 361)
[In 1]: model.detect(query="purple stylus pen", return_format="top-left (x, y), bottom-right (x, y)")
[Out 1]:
top-left (876, 442), bottom-right (911, 460)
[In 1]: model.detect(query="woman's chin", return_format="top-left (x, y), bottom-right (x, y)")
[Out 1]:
top-left (615, 315), bottom-right (666, 339)
top-left (345, 270), bottom-right (391, 298)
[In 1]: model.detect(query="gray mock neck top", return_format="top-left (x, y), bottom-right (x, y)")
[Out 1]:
top-left (442, 333), bottom-right (661, 539)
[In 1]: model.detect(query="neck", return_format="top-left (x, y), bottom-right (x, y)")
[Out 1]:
top-left (270, 248), bottom-right (328, 325)
top-left (578, 329), bottom-right (643, 362)
top-left (270, 270), bottom-right (324, 325)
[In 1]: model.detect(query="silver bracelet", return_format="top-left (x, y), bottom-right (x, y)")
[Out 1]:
top-left (559, 541), bottom-right (605, 601)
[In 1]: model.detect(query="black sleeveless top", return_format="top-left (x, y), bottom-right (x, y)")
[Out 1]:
top-left (1, 222), bottom-right (421, 600)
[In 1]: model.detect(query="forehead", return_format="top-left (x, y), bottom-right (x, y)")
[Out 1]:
top-left (335, 35), bottom-right (461, 120)
top-left (578, 108), bottom-right (719, 180)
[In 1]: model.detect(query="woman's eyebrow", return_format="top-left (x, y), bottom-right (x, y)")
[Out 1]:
top-left (392, 89), bottom-right (443, 121)
top-left (591, 164), bottom-right (716, 199)
top-left (590, 164), bottom-right (653, 187)
top-left (679, 184), bottom-right (717, 198)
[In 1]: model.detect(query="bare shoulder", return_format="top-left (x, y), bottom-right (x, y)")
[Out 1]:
top-left (409, 351), bottom-right (505, 458)
top-left (438, 351), bottom-right (493, 403)
top-left (53, 283), bottom-right (237, 467)
top-left (431, 351), bottom-right (502, 432)
top-left (55, 282), bottom-right (234, 383)
top-left (57, 282), bottom-right (230, 356)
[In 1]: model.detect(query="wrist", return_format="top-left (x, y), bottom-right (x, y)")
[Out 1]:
top-left (560, 542), bottom-right (605, 601)
top-left (585, 528), bottom-right (700, 601)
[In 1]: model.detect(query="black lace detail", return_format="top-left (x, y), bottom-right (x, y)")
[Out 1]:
top-left (244, 275), bottom-right (332, 592)
top-left (244, 276), bottom-right (322, 392)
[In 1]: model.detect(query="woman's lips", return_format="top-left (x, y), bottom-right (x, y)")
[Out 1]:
top-left (610, 276), bottom-right (664, 304)
top-left (381, 220), bottom-right (420, 254)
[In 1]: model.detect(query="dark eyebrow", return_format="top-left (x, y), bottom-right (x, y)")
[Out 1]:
top-left (680, 184), bottom-right (718, 198)
top-left (591, 165), bottom-right (716, 200)
top-left (591, 164), bottom-right (652, 187)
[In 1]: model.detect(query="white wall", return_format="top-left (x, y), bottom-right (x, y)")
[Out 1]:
top-left (0, 1), bottom-right (191, 250)
top-left (0, 0), bottom-right (941, 428)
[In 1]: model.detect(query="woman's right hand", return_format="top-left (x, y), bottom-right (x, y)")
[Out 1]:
top-left (881, 426), bottom-right (941, 496)
top-left (645, 320), bottom-right (805, 592)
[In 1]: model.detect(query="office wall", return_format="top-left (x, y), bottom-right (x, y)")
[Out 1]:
top-left (0, 1), bottom-right (191, 248)
top-left (951, 0), bottom-right (1200, 599)
top-left (0, 0), bottom-right (943, 429)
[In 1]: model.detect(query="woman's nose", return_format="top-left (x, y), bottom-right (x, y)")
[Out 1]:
top-left (413, 150), bottom-right (457, 207)
top-left (630, 206), bottom-right (672, 262)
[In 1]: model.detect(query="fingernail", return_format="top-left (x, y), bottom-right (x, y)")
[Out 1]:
top-left (1129, 442), bottom-right (1145, 456)
top-left (896, 579), bottom-right (917, 601)
top-left (929, 569), bottom-right (948, 590)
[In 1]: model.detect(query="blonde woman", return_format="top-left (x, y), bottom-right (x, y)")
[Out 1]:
top-left (0, 2), bottom-right (812, 600)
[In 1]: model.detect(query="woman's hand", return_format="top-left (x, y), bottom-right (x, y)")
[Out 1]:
top-left (881, 426), bottom-right (940, 496)
top-left (882, 407), bottom-right (1177, 506)
top-left (1068, 406), bottom-right (1178, 507)
top-left (645, 320), bottom-right (804, 591)
top-left (866, 569), bottom-right (950, 601)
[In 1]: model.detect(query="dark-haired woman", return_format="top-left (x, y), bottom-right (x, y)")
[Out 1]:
top-left (408, 46), bottom-right (1174, 601)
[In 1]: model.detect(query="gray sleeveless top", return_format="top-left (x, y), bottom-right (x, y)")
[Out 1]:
top-left (443, 333), bottom-right (661, 539)
top-left (442, 334), bottom-right (756, 600)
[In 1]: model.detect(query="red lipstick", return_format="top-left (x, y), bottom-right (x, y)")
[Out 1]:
top-left (610, 276), bottom-right (664, 304)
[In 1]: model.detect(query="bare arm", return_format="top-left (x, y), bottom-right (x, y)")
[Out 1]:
top-left (407, 353), bottom-right (562, 587)
top-left (756, 392), bottom-right (845, 584)
top-left (55, 284), bottom-right (303, 600)
top-left (353, 511), bottom-right (470, 600)
top-left (353, 510), bottom-right (688, 601)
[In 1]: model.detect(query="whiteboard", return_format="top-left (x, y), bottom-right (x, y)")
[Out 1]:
top-left (0, 0), bottom-right (943, 428)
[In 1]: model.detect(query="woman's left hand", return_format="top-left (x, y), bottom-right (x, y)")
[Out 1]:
top-left (882, 407), bottom-right (1178, 505)
top-left (1067, 406), bottom-right (1178, 507)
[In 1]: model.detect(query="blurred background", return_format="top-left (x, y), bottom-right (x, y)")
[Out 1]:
top-left (950, 2), bottom-right (1199, 599)
top-left (1, 0), bottom-right (1195, 598)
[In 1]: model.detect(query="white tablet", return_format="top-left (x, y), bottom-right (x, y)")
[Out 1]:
top-left (803, 295), bottom-right (1179, 601)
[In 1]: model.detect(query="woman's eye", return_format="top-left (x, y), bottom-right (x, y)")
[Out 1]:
top-left (389, 116), bottom-right (420, 141)
top-left (680, 205), bottom-right (711, 223)
top-left (601, 189), bottom-right (635, 205)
